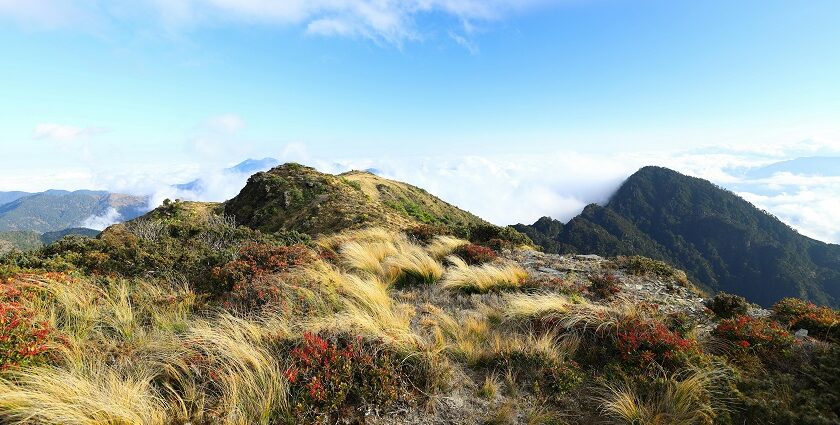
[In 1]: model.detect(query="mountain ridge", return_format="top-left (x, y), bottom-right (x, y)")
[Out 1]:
top-left (0, 190), bottom-right (148, 233)
top-left (515, 166), bottom-right (840, 307)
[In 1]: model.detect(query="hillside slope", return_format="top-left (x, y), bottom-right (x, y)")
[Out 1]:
top-left (0, 190), bottom-right (148, 233)
top-left (0, 191), bottom-right (32, 206)
top-left (515, 166), bottom-right (840, 307)
top-left (224, 163), bottom-right (523, 242)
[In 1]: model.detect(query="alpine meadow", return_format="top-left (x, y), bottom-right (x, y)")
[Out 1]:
top-left (1, 1), bottom-right (839, 424)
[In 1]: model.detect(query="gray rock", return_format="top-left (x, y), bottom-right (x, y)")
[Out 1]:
top-left (795, 329), bottom-right (808, 340)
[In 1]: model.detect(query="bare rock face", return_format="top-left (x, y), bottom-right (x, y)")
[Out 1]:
top-left (511, 249), bottom-right (713, 323)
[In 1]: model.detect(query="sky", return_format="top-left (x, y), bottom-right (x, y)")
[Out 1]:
top-left (1, 1), bottom-right (840, 242)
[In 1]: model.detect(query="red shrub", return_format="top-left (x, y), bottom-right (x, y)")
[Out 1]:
top-left (211, 243), bottom-right (313, 292)
top-left (772, 298), bottom-right (839, 343)
top-left (0, 281), bottom-right (59, 370)
top-left (713, 315), bottom-right (794, 353)
top-left (612, 317), bottom-right (696, 369)
top-left (453, 244), bottom-right (497, 265)
top-left (284, 333), bottom-right (412, 421)
top-left (588, 273), bottom-right (621, 299)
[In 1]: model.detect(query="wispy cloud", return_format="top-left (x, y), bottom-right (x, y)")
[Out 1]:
top-left (205, 113), bottom-right (244, 134)
top-left (33, 123), bottom-right (104, 142)
top-left (0, 0), bottom-right (551, 45)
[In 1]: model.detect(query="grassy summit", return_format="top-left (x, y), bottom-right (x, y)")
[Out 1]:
top-left (224, 163), bottom-right (497, 237)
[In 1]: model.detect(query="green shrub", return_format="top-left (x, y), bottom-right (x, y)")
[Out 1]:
top-left (615, 255), bottom-right (688, 285)
top-left (706, 292), bottom-right (750, 319)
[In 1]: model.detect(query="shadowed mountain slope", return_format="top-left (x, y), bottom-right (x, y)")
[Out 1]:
top-left (515, 166), bottom-right (840, 307)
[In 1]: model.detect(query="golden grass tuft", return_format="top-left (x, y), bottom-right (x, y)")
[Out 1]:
top-left (307, 273), bottom-right (424, 353)
top-left (179, 314), bottom-right (289, 424)
top-left (0, 364), bottom-right (172, 425)
top-left (317, 227), bottom-right (397, 251)
top-left (383, 244), bottom-right (444, 286)
top-left (441, 256), bottom-right (528, 294)
top-left (598, 368), bottom-right (724, 425)
top-left (425, 235), bottom-right (470, 259)
top-left (340, 240), bottom-right (398, 275)
top-left (477, 374), bottom-right (501, 400)
top-left (503, 292), bottom-right (576, 322)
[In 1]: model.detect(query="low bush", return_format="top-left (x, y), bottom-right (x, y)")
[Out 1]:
top-left (0, 282), bottom-right (60, 370)
top-left (772, 298), bottom-right (840, 343)
top-left (713, 315), bottom-right (794, 354)
top-left (458, 224), bottom-right (532, 250)
top-left (405, 225), bottom-right (451, 244)
top-left (283, 333), bottom-right (414, 422)
top-left (615, 256), bottom-right (689, 286)
top-left (588, 273), bottom-right (621, 299)
top-left (453, 243), bottom-right (497, 265)
top-left (706, 292), bottom-right (749, 319)
top-left (210, 243), bottom-right (313, 294)
top-left (611, 317), bottom-right (696, 370)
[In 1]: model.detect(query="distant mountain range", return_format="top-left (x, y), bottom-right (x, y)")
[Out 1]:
top-left (514, 166), bottom-right (840, 308)
top-left (740, 156), bottom-right (840, 178)
top-left (0, 190), bottom-right (147, 250)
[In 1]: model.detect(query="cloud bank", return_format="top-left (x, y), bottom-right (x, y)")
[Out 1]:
top-left (67, 138), bottom-right (839, 245)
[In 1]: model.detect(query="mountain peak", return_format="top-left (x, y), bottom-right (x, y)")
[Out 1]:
top-left (224, 163), bottom-right (524, 242)
top-left (519, 165), bottom-right (840, 307)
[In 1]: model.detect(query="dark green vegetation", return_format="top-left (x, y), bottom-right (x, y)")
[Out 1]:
top-left (0, 228), bottom-right (100, 253)
top-left (0, 190), bottom-right (148, 233)
top-left (515, 166), bottom-right (840, 308)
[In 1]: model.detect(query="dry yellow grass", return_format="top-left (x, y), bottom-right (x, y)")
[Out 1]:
top-left (425, 235), bottom-right (469, 259)
top-left (598, 369), bottom-right (723, 425)
top-left (478, 374), bottom-right (500, 400)
top-left (383, 244), bottom-right (444, 286)
top-left (440, 256), bottom-right (528, 293)
top-left (306, 273), bottom-right (424, 353)
top-left (180, 314), bottom-right (289, 424)
top-left (503, 292), bottom-right (575, 322)
top-left (0, 363), bottom-right (172, 425)
top-left (317, 227), bottom-right (397, 251)
top-left (340, 240), bottom-right (398, 275)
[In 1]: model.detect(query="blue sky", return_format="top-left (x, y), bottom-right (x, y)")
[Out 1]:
top-left (1, 0), bottom-right (840, 241)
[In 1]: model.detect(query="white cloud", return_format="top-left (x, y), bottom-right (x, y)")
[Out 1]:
top-left (448, 30), bottom-right (478, 54)
top-left (5, 134), bottom-right (840, 245)
top-left (33, 123), bottom-right (102, 142)
top-left (205, 114), bottom-right (245, 134)
top-left (0, 0), bottom-right (87, 28)
top-left (81, 207), bottom-right (123, 230)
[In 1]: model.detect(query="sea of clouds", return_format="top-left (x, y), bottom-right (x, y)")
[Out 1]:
top-left (61, 142), bottom-right (840, 245)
